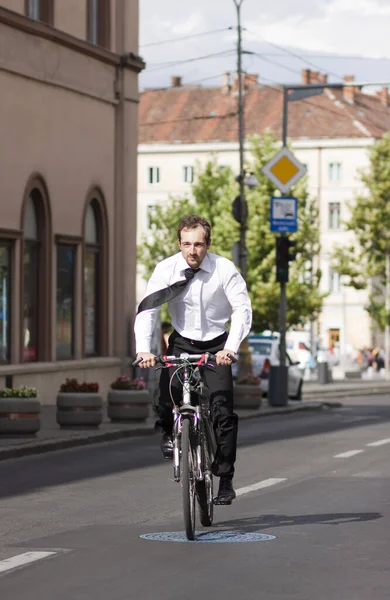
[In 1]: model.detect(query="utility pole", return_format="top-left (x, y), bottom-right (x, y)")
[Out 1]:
top-left (233, 0), bottom-right (247, 280)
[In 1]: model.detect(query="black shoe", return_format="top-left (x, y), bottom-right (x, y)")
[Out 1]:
top-left (160, 433), bottom-right (173, 460)
top-left (213, 477), bottom-right (236, 505)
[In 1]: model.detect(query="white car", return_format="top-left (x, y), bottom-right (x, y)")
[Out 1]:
top-left (233, 336), bottom-right (303, 400)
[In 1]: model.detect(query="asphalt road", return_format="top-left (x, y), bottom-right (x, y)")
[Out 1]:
top-left (1, 394), bottom-right (390, 600)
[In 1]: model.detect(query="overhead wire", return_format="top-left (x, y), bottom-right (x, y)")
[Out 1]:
top-left (243, 28), bottom-right (345, 81)
top-left (146, 49), bottom-right (236, 72)
top-left (140, 27), bottom-right (233, 48)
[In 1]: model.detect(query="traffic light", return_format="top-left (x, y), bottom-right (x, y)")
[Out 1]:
top-left (232, 195), bottom-right (248, 224)
top-left (276, 236), bottom-right (297, 283)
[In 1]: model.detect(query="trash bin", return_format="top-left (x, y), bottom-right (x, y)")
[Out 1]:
top-left (318, 361), bottom-right (330, 384)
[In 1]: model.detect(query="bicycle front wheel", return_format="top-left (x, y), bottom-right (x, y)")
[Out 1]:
top-left (181, 418), bottom-right (196, 540)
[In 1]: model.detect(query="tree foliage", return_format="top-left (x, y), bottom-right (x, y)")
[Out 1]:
top-left (138, 132), bottom-right (323, 332)
top-left (331, 133), bottom-right (390, 330)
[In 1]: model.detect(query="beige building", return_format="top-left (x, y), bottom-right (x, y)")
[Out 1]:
top-left (138, 71), bottom-right (390, 356)
top-left (0, 1), bottom-right (144, 403)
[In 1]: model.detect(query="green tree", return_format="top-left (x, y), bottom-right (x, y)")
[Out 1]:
top-left (138, 132), bottom-right (323, 332)
top-left (331, 133), bottom-right (390, 330)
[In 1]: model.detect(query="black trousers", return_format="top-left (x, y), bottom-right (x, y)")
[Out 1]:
top-left (156, 330), bottom-right (238, 479)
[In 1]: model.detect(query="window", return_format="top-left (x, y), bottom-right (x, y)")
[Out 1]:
top-left (21, 178), bottom-right (51, 363)
top-left (84, 203), bottom-right (100, 355)
top-left (183, 166), bottom-right (194, 184)
top-left (87, 0), bottom-right (111, 48)
top-left (329, 269), bottom-right (340, 294)
top-left (23, 195), bottom-right (39, 361)
top-left (26, 0), bottom-right (53, 24)
top-left (56, 245), bottom-right (76, 360)
top-left (0, 244), bottom-right (11, 363)
top-left (328, 202), bottom-right (341, 230)
top-left (148, 167), bottom-right (160, 184)
top-left (328, 162), bottom-right (342, 181)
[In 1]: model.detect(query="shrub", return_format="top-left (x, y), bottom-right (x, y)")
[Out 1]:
top-left (59, 378), bottom-right (99, 393)
top-left (110, 376), bottom-right (146, 391)
top-left (0, 386), bottom-right (38, 398)
top-left (236, 374), bottom-right (261, 385)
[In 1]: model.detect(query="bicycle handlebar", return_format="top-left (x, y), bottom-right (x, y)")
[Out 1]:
top-left (132, 352), bottom-right (237, 368)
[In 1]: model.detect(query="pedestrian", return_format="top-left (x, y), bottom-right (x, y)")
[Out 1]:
top-left (134, 214), bottom-right (252, 504)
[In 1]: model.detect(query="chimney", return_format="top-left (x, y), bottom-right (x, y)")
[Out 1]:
top-left (171, 75), bottom-right (182, 88)
top-left (310, 71), bottom-right (319, 84)
top-left (319, 73), bottom-right (328, 85)
top-left (343, 75), bottom-right (356, 103)
top-left (244, 73), bottom-right (258, 88)
top-left (221, 72), bottom-right (231, 95)
top-left (302, 69), bottom-right (310, 85)
top-left (377, 87), bottom-right (389, 107)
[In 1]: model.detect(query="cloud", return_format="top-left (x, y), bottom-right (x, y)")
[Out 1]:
top-left (139, 0), bottom-right (390, 88)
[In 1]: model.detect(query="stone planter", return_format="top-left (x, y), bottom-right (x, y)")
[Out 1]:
top-left (0, 397), bottom-right (41, 434)
top-left (107, 389), bottom-right (151, 422)
top-left (233, 384), bottom-right (262, 409)
top-left (56, 393), bottom-right (103, 428)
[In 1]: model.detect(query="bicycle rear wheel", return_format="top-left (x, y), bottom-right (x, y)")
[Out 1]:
top-left (181, 418), bottom-right (196, 540)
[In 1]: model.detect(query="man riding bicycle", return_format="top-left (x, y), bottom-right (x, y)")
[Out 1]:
top-left (134, 215), bottom-right (252, 505)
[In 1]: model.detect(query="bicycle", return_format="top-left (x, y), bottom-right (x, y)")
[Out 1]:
top-left (133, 351), bottom-right (232, 541)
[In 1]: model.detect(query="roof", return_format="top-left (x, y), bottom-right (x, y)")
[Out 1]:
top-left (139, 75), bottom-right (390, 145)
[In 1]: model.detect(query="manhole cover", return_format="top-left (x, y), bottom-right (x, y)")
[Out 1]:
top-left (140, 531), bottom-right (276, 543)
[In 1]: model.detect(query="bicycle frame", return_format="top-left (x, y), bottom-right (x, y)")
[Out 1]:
top-left (170, 353), bottom-right (210, 483)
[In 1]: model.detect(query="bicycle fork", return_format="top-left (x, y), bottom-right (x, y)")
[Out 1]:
top-left (172, 407), bottom-right (203, 483)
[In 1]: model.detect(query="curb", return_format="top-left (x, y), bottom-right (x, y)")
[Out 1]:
top-left (0, 401), bottom-right (336, 462)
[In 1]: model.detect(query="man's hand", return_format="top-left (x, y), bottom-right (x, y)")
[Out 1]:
top-left (136, 352), bottom-right (157, 368)
top-left (215, 349), bottom-right (236, 366)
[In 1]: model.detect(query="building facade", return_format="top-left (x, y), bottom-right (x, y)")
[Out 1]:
top-left (0, 1), bottom-right (144, 403)
top-left (137, 71), bottom-right (390, 356)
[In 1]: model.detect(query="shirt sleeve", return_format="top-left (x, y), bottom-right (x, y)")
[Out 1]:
top-left (134, 263), bottom-right (168, 354)
top-left (222, 264), bottom-right (252, 354)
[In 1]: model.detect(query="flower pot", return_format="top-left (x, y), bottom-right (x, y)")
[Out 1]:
top-left (56, 393), bottom-right (103, 428)
top-left (107, 389), bottom-right (151, 422)
top-left (0, 397), bottom-right (41, 434)
top-left (233, 383), bottom-right (262, 409)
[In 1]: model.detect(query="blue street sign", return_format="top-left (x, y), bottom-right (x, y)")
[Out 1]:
top-left (270, 196), bottom-right (298, 233)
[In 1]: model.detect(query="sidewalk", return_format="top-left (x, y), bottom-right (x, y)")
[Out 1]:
top-left (0, 377), bottom-right (388, 462)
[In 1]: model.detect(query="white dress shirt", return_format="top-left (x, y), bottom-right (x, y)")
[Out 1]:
top-left (134, 251), bottom-right (252, 354)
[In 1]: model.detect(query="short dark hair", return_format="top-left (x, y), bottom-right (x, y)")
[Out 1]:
top-left (178, 215), bottom-right (211, 245)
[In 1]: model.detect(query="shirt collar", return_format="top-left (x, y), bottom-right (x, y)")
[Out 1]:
top-left (177, 252), bottom-right (212, 274)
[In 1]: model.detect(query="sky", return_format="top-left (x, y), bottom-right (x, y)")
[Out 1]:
top-left (139, 0), bottom-right (390, 91)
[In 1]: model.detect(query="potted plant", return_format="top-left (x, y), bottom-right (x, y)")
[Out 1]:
top-left (107, 376), bottom-right (151, 422)
top-left (234, 373), bottom-right (262, 409)
top-left (56, 378), bottom-right (103, 428)
top-left (0, 385), bottom-right (40, 435)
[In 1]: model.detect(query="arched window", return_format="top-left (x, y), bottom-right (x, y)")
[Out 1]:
top-left (21, 178), bottom-right (51, 362)
top-left (84, 199), bottom-right (104, 356)
top-left (23, 193), bottom-right (39, 361)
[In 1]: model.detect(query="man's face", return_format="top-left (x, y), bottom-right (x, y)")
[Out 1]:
top-left (179, 226), bottom-right (210, 269)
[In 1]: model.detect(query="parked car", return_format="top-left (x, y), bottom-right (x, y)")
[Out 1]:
top-left (233, 335), bottom-right (303, 399)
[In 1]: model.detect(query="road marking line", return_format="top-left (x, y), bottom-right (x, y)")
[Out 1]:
top-left (334, 450), bottom-right (364, 458)
top-left (0, 552), bottom-right (56, 574)
top-left (367, 438), bottom-right (390, 447)
top-left (236, 478), bottom-right (287, 497)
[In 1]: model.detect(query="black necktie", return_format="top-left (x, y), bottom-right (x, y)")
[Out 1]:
top-left (137, 268), bottom-right (200, 314)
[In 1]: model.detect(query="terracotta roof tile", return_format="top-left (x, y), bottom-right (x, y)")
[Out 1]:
top-left (139, 81), bottom-right (390, 144)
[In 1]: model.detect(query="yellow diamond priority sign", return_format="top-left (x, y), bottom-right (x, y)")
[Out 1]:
top-left (262, 147), bottom-right (306, 194)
